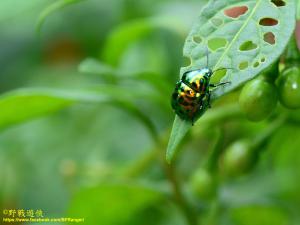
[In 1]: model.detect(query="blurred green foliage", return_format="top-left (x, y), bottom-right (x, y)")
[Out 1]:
top-left (0, 1), bottom-right (300, 225)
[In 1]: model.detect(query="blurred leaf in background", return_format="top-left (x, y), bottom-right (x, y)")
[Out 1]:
top-left (0, 0), bottom-right (300, 225)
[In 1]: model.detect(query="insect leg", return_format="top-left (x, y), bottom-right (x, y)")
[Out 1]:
top-left (209, 81), bottom-right (231, 88)
top-left (206, 91), bottom-right (212, 108)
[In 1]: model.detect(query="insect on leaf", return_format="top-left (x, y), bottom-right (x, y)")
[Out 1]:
top-left (167, 0), bottom-right (296, 163)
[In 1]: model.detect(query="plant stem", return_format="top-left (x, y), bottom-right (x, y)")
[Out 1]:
top-left (205, 127), bottom-right (224, 173)
top-left (251, 115), bottom-right (287, 151)
top-left (163, 162), bottom-right (198, 225)
top-left (122, 149), bottom-right (157, 178)
top-left (192, 103), bottom-right (242, 137)
top-left (124, 104), bottom-right (242, 178)
top-left (156, 137), bottom-right (198, 225)
top-left (123, 104), bottom-right (244, 225)
top-left (285, 35), bottom-right (300, 66)
top-left (122, 133), bottom-right (198, 225)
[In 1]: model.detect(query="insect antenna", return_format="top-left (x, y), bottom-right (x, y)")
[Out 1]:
top-left (205, 45), bottom-right (209, 68)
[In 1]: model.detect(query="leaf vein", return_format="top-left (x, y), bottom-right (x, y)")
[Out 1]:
top-left (213, 0), bottom-right (262, 71)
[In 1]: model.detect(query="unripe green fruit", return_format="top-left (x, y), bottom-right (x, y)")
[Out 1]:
top-left (221, 140), bottom-right (253, 177)
top-left (239, 78), bottom-right (278, 121)
top-left (277, 66), bottom-right (300, 109)
top-left (189, 168), bottom-right (216, 200)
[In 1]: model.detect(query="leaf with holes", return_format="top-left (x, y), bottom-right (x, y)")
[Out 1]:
top-left (167, 0), bottom-right (296, 163)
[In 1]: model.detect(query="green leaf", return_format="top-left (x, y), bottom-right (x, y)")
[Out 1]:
top-left (166, 117), bottom-right (191, 163)
top-left (230, 205), bottom-right (289, 225)
top-left (79, 58), bottom-right (115, 76)
top-left (102, 17), bottom-right (186, 66)
top-left (0, 0), bottom-right (50, 23)
top-left (79, 58), bottom-right (172, 95)
top-left (0, 88), bottom-right (106, 130)
top-left (267, 125), bottom-right (300, 202)
top-left (88, 85), bottom-right (168, 109)
top-left (68, 183), bottom-right (165, 225)
top-left (184, 0), bottom-right (296, 98)
top-left (166, 0), bottom-right (296, 163)
top-left (36, 0), bottom-right (86, 33)
top-left (112, 100), bottom-right (159, 142)
top-left (0, 88), bottom-right (158, 140)
top-left (297, 0), bottom-right (300, 19)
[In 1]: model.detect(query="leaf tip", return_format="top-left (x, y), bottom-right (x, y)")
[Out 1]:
top-left (166, 151), bottom-right (173, 164)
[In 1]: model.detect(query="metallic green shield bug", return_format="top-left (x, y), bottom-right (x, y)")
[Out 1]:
top-left (171, 50), bottom-right (231, 125)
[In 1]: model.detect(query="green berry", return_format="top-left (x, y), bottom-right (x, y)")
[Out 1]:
top-left (239, 78), bottom-right (278, 121)
top-left (277, 66), bottom-right (300, 109)
top-left (221, 140), bottom-right (253, 177)
top-left (189, 168), bottom-right (216, 200)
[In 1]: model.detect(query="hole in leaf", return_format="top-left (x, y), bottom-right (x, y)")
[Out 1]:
top-left (211, 18), bottom-right (223, 27)
top-left (253, 61), bottom-right (260, 68)
top-left (261, 57), bottom-right (266, 63)
top-left (239, 41), bottom-right (258, 51)
top-left (259, 18), bottom-right (278, 26)
top-left (264, 32), bottom-right (276, 45)
top-left (208, 38), bottom-right (228, 51)
top-left (270, 0), bottom-right (286, 7)
top-left (182, 56), bottom-right (191, 67)
top-left (211, 69), bottom-right (227, 83)
top-left (193, 35), bottom-right (202, 44)
top-left (239, 61), bottom-right (248, 70)
top-left (224, 6), bottom-right (248, 18)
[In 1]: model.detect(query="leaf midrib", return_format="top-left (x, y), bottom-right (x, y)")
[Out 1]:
top-left (213, 0), bottom-right (262, 71)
